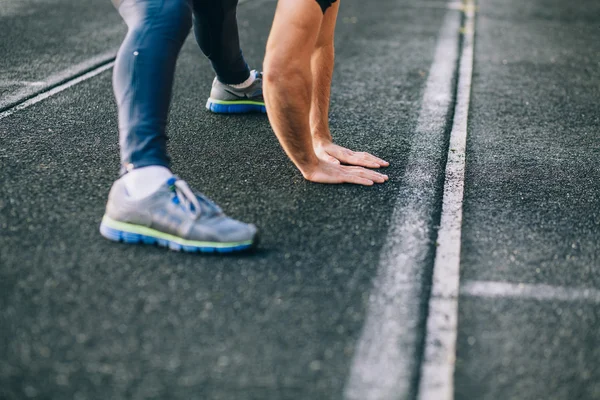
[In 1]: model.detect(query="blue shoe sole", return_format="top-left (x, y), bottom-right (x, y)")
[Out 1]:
top-left (206, 101), bottom-right (266, 114)
top-left (99, 222), bottom-right (257, 254)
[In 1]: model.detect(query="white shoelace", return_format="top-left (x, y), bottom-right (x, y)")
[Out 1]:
top-left (174, 180), bottom-right (202, 220)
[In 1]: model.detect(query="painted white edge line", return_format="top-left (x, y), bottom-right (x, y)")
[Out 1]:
top-left (0, 49), bottom-right (118, 112)
top-left (0, 0), bottom-right (269, 119)
top-left (343, 5), bottom-right (463, 400)
top-left (0, 62), bottom-right (115, 121)
top-left (461, 280), bottom-right (600, 303)
top-left (417, 1), bottom-right (476, 400)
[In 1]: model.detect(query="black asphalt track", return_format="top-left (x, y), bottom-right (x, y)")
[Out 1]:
top-left (0, 0), bottom-right (124, 110)
top-left (2, 0), bottom-right (600, 398)
top-left (455, 0), bottom-right (600, 398)
top-left (0, 0), bottom-right (448, 399)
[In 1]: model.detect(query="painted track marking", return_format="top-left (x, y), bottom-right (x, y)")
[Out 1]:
top-left (343, 4), bottom-right (463, 400)
top-left (461, 280), bottom-right (600, 303)
top-left (0, 0), bottom-right (264, 119)
top-left (0, 50), bottom-right (118, 113)
top-left (0, 62), bottom-right (116, 121)
top-left (417, 1), bottom-right (476, 399)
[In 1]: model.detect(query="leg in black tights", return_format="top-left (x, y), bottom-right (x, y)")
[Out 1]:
top-left (192, 0), bottom-right (251, 85)
top-left (113, 0), bottom-right (192, 171)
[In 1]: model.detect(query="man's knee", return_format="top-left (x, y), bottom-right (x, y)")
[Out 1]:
top-left (263, 55), bottom-right (284, 85)
top-left (264, 51), bottom-right (309, 88)
top-left (264, 41), bottom-right (300, 83)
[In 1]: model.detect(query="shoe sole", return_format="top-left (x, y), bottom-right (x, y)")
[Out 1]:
top-left (99, 216), bottom-right (257, 254)
top-left (206, 98), bottom-right (266, 114)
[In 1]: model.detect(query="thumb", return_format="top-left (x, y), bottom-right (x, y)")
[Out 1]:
top-left (323, 153), bottom-right (341, 164)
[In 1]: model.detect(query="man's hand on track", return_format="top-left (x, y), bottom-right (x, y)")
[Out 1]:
top-left (301, 159), bottom-right (389, 186)
top-left (313, 140), bottom-right (389, 169)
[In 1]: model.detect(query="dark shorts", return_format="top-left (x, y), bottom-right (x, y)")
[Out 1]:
top-left (315, 0), bottom-right (337, 13)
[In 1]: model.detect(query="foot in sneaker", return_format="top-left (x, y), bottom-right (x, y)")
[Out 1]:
top-left (206, 70), bottom-right (266, 114)
top-left (99, 176), bottom-right (258, 253)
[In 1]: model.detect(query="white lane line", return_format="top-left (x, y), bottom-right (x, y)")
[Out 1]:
top-left (417, 1), bottom-right (476, 399)
top-left (461, 280), bottom-right (600, 303)
top-left (0, 62), bottom-right (115, 121)
top-left (0, 81), bottom-right (46, 87)
top-left (343, 6), bottom-right (463, 400)
top-left (0, 50), bottom-right (118, 112)
top-left (0, 0), bottom-right (264, 118)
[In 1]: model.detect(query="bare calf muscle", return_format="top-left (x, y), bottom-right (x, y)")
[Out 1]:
top-left (264, 0), bottom-right (389, 186)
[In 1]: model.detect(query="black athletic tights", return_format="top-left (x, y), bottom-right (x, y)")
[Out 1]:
top-left (192, 0), bottom-right (250, 84)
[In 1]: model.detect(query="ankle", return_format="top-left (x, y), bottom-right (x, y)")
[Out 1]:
top-left (226, 71), bottom-right (256, 89)
top-left (121, 165), bottom-right (173, 200)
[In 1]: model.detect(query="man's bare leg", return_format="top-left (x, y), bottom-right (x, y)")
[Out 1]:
top-left (263, 0), bottom-right (389, 186)
top-left (309, 2), bottom-right (389, 169)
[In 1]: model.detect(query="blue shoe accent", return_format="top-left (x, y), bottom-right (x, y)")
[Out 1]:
top-left (142, 236), bottom-right (155, 245)
top-left (100, 177), bottom-right (258, 254)
top-left (207, 101), bottom-right (266, 114)
top-left (100, 222), bottom-right (255, 254)
top-left (206, 70), bottom-right (266, 114)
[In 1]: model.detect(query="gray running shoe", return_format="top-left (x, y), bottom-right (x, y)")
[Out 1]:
top-left (100, 176), bottom-right (258, 253)
top-left (206, 70), bottom-right (266, 114)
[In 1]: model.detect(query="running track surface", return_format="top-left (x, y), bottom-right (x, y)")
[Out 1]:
top-left (1, 0), bottom-right (599, 399)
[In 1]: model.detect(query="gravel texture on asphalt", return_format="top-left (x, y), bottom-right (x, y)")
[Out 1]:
top-left (455, 0), bottom-right (600, 398)
top-left (0, 0), bottom-right (450, 399)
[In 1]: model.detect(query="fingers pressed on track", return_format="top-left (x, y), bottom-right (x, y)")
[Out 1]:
top-left (345, 166), bottom-right (387, 183)
top-left (345, 174), bottom-right (375, 186)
